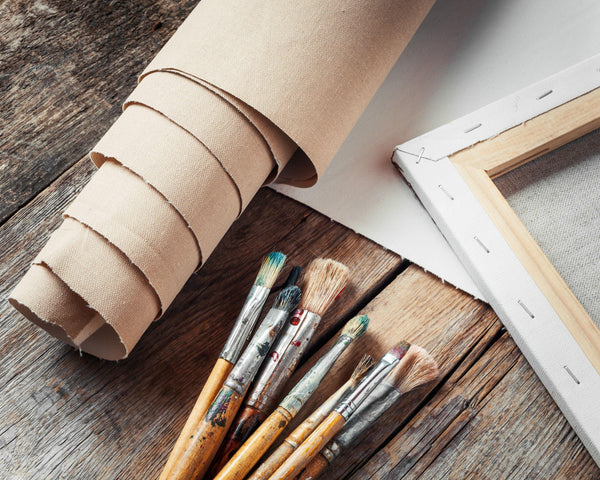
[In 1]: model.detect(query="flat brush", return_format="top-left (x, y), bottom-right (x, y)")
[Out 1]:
top-left (298, 345), bottom-right (440, 480)
top-left (249, 354), bottom-right (374, 480)
top-left (208, 258), bottom-right (349, 474)
top-left (213, 314), bottom-right (369, 480)
top-left (159, 251), bottom-right (286, 480)
top-left (268, 342), bottom-right (410, 480)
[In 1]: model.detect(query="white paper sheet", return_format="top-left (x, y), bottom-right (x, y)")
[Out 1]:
top-left (274, 0), bottom-right (600, 299)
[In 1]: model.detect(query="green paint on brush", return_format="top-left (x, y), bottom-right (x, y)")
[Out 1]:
top-left (254, 252), bottom-right (286, 288)
top-left (206, 389), bottom-right (234, 428)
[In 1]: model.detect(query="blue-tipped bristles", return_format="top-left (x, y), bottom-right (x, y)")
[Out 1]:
top-left (341, 314), bottom-right (370, 339)
top-left (254, 252), bottom-right (287, 288)
top-left (273, 285), bottom-right (302, 313)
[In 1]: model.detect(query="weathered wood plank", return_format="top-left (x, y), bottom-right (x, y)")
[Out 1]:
top-left (0, 0), bottom-right (192, 224)
top-left (354, 330), bottom-right (600, 479)
top-left (0, 151), bottom-right (403, 478)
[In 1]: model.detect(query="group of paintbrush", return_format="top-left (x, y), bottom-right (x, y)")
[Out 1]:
top-left (267, 344), bottom-right (440, 480)
top-left (215, 341), bottom-right (439, 480)
top-left (160, 253), bottom-right (354, 480)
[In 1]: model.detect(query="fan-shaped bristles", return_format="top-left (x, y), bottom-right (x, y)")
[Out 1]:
top-left (387, 345), bottom-right (440, 394)
top-left (350, 354), bottom-right (374, 386)
top-left (299, 258), bottom-right (349, 315)
top-left (254, 252), bottom-right (287, 288)
top-left (273, 285), bottom-right (302, 313)
top-left (341, 315), bottom-right (369, 340)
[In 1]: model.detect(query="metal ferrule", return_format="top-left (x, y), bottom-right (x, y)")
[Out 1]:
top-left (280, 333), bottom-right (353, 416)
top-left (321, 442), bottom-right (341, 465)
top-left (335, 382), bottom-right (401, 451)
top-left (335, 351), bottom-right (401, 420)
top-left (220, 285), bottom-right (270, 363)
top-left (247, 309), bottom-right (321, 412)
top-left (224, 307), bottom-right (290, 395)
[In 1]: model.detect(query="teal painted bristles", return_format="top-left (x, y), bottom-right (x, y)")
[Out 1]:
top-left (341, 314), bottom-right (369, 339)
top-left (254, 252), bottom-right (287, 289)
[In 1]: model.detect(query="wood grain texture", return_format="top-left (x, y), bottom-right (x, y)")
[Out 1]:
top-left (161, 358), bottom-right (234, 480)
top-left (1, 2), bottom-right (599, 479)
top-left (354, 330), bottom-right (600, 480)
top-left (0, 0), bottom-right (193, 225)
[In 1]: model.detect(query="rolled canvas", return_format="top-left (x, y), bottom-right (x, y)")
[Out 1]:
top-left (10, 0), bottom-right (435, 359)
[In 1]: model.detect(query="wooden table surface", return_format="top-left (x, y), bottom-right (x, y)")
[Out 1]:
top-left (1, 2), bottom-right (598, 479)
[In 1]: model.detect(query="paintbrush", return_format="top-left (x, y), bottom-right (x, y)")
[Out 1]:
top-left (212, 314), bottom-right (369, 480)
top-left (159, 251), bottom-right (286, 480)
top-left (248, 354), bottom-right (374, 480)
top-left (267, 342), bottom-right (411, 480)
top-left (208, 258), bottom-right (349, 474)
top-left (297, 345), bottom-right (440, 480)
top-left (160, 285), bottom-right (301, 480)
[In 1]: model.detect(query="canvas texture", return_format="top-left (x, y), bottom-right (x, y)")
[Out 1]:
top-left (495, 128), bottom-right (600, 327)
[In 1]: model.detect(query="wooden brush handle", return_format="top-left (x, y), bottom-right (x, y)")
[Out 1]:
top-left (213, 407), bottom-right (293, 480)
top-left (296, 453), bottom-right (329, 480)
top-left (269, 412), bottom-right (345, 480)
top-left (249, 418), bottom-right (316, 480)
top-left (171, 386), bottom-right (244, 480)
top-left (207, 405), bottom-right (266, 476)
top-left (159, 358), bottom-right (233, 480)
top-left (248, 441), bottom-right (295, 480)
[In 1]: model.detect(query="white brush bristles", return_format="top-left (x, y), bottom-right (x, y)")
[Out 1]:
top-left (387, 345), bottom-right (439, 394)
top-left (341, 315), bottom-right (369, 340)
top-left (299, 258), bottom-right (349, 315)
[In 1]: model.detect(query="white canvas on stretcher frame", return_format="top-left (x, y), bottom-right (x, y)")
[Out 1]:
top-left (394, 54), bottom-right (600, 466)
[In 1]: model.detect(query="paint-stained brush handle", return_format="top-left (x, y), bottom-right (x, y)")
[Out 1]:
top-left (168, 385), bottom-right (245, 480)
top-left (295, 453), bottom-right (329, 480)
top-left (213, 407), bottom-right (293, 480)
top-left (208, 404), bottom-right (267, 475)
top-left (268, 412), bottom-right (346, 480)
top-left (160, 358), bottom-right (233, 480)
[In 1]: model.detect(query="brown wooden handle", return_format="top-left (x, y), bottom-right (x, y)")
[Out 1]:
top-left (213, 407), bottom-right (293, 480)
top-left (207, 405), bottom-right (266, 477)
top-left (159, 358), bottom-right (233, 480)
top-left (296, 453), bottom-right (329, 480)
top-left (269, 412), bottom-right (345, 480)
top-left (248, 440), bottom-right (295, 480)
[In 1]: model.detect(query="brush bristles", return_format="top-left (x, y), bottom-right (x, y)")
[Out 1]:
top-left (273, 285), bottom-right (302, 313)
top-left (387, 345), bottom-right (440, 394)
top-left (341, 315), bottom-right (369, 339)
top-left (254, 252), bottom-right (286, 288)
top-left (351, 354), bottom-right (374, 385)
top-left (299, 258), bottom-right (349, 315)
top-left (389, 341), bottom-right (411, 360)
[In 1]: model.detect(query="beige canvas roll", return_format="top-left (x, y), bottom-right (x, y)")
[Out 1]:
top-left (33, 217), bottom-right (161, 357)
top-left (10, 264), bottom-right (129, 360)
top-left (142, 0), bottom-right (436, 186)
top-left (64, 160), bottom-right (200, 312)
top-left (125, 71), bottom-right (275, 209)
top-left (90, 104), bottom-right (242, 260)
top-left (10, 0), bottom-right (434, 359)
